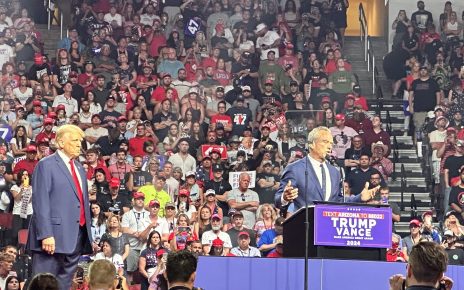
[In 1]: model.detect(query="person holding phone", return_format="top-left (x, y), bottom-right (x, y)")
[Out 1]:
top-left (8, 169), bottom-right (33, 246)
top-left (389, 241), bottom-right (452, 290)
top-left (168, 213), bottom-right (198, 251)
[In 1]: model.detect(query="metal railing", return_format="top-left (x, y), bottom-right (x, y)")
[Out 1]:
top-left (47, 0), bottom-right (64, 39)
top-left (400, 164), bottom-right (407, 211)
top-left (358, 4), bottom-right (377, 95)
top-left (410, 194), bottom-right (418, 220)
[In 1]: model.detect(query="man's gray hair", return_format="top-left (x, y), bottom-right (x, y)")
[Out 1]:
top-left (307, 126), bottom-right (331, 151)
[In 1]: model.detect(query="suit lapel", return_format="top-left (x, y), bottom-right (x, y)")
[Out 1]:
top-left (305, 159), bottom-right (324, 200)
top-left (327, 164), bottom-right (341, 200)
top-left (53, 153), bottom-right (79, 198)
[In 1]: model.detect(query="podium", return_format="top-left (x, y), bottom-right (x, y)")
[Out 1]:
top-left (283, 202), bottom-right (391, 261)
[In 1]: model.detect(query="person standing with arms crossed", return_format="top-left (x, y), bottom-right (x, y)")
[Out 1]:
top-left (27, 125), bottom-right (93, 290)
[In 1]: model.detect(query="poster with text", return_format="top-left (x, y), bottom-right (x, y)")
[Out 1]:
top-left (229, 171), bottom-right (256, 189)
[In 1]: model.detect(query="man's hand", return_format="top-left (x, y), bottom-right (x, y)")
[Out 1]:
top-left (389, 274), bottom-right (405, 290)
top-left (440, 276), bottom-right (454, 290)
top-left (42, 237), bottom-right (55, 255)
top-left (360, 182), bottom-right (379, 202)
top-left (283, 181), bottom-right (298, 202)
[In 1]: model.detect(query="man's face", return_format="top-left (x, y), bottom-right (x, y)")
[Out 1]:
top-left (0, 258), bottom-right (13, 271)
top-left (263, 164), bottom-right (272, 173)
top-left (238, 235), bottom-right (250, 248)
top-left (267, 52), bottom-right (275, 62)
top-left (261, 127), bottom-right (270, 137)
top-left (207, 131), bottom-right (217, 143)
top-left (239, 175), bottom-right (250, 190)
top-left (155, 178), bottom-right (166, 190)
top-left (309, 131), bottom-right (333, 161)
top-left (373, 147), bottom-right (384, 158)
top-left (202, 158), bottom-right (212, 168)
top-left (370, 174), bottom-right (381, 187)
top-left (164, 163), bottom-right (172, 175)
top-left (359, 155), bottom-right (370, 168)
top-left (97, 78), bottom-right (105, 87)
top-left (163, 76), bottom-right (171, 85)
top-left (211, 218), bottom-right (222, 230)
top-left (133, 157), bottom-right (143, 168)
top-left (264, 83), bottom-right (273, 92)
top-left (117, 152), bottom-right (126, 162)
top-left (213, 170), bottom-right (222, 180)
top-left (218, 103), bottom-right (226, 114)
top-left (178, 69), bottom-right (186, 80)
top-left (191, 242), bottom-right (202, 254)
top-left (60, 132), bottom-right (83, 159)
top-left (419, 68), bottom-right (428, 77)
top-left (136, 125), bottom-right (146, 137)
top-left (91, 116), bottom-right (101, 126)
top-left (233, 216), bottom-right (244, 228)
top-left (178, 141), bottom-right (189, 153)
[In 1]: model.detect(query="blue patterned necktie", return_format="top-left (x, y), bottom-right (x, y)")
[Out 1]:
top-left (320, 164), bottom-right (326, 200)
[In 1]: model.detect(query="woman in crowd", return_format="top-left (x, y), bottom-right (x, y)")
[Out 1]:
top-left (176, 188), bottom-right (197, 221)
top-left (203, 189), bottom-right (223, 219)
top-left (163, 123), bottom-right (180, 153)
top-left (101, 214), bottom-right (130, 263)
top-left (178, 108), bottom-right (194, 137)
top-left (4, 276), bottom-right (21, 290)
top-left (8, 169), bottom-right (33, 246)
top-left (193, 205), bottom-right (212, 240)
top-left (391, 10), bottom-right (410, 50)
top-left (254, 204), bottom-right (277, 243)
top-left (93, 168), bottom-right (110, 199)
top-left (94, 239), bottom-right (125, 271)
top-left (321, 107), bottom-right (336, 128)
top-left (90, 201), bottom-right (107, 247)
top-left (168, 213), bottom-right (197, 251)
top-left (10, 125), bottom-right (30, 157)
top-left (69, 41), bottom-right (84, 72)
top-left (402, 219), bottom-right (423, 261)
top-left (444, 211), bottom-right (464, 244)
top-left (139, 231), bottom-right (165, 290)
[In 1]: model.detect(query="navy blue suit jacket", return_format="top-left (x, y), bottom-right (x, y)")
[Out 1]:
top-left (27, 153), bottom-right (93, 254)
top-left (275, 157), bottom-right (361, 210)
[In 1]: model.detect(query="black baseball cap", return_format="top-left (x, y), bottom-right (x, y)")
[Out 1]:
top-left (212, 164), bottom-right (223, 172)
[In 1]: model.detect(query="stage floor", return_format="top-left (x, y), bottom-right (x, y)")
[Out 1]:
top-left (195, 257), bottom-right (463, 290)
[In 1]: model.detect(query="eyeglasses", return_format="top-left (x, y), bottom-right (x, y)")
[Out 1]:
top-left (166, 207), bottom-right (175, 210)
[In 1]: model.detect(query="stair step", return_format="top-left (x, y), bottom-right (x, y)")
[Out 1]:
top-left (389, 192), bottom-right (430, 202)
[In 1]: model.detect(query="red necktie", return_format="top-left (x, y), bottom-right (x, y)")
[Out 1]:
top-left (70, 159), bottom-right (86, 226)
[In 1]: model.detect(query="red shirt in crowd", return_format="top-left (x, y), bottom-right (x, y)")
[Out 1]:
top-left (86, 160), bottom-right (111, 181)
top-left (13, 159), bottom-right (38, 176)
top-left (151, 86), bottom-right (179, 103)
top-left (149, 34), bottom-right (167, 58)
top-left (129, 135), bottom-right (157, 157)
top-left (211, 114), bottom-right (232, 127)
top-left (35, 131), bottom-right (56, 144)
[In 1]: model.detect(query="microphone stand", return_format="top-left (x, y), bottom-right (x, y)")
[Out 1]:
top-left (304, 155), bottom-right (309, 290)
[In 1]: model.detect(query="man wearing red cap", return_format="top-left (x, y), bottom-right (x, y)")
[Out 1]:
top-left (13, 145), bottom-right (38, 178)
top-left (35, 118), bottom-right (56, 145)
top-left (26, 100), bottom-right (44, 138)
top-left (278, 44), bottom-right (298, 71)
top-left (201, 213), bottom-right (232, 255)
top-left (230, 231), bottom-right (261, 257)
top-left (329, 113), bottom-right (358, 161)
top-left (98, 177), bottom-right (131, 215)
top-left (121, 191), bottom-right (151, 276)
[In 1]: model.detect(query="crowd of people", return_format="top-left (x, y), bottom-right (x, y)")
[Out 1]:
top-left (0, 0), bottom-right (462, 289)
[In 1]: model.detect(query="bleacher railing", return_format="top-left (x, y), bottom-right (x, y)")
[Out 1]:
top-left (47, 0), bottom-right (65, 39)
top-left (400, 163), bottom-right (406, 211)
top-left (358, 4), bottom-right (377, 95)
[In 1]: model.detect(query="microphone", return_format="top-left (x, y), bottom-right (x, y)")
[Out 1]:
top-left (325, 155), bottom-right (338, 166)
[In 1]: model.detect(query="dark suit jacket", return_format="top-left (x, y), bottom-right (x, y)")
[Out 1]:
top-left (27, 153), bottom-right (93, 254)
top-left (275, 157), bottom-right (361, 210)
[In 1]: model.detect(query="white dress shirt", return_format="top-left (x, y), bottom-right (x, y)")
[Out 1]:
top-left (56, 149), bottom-right (84, 190)
top-left (307, 155), bottom-right (332, 201)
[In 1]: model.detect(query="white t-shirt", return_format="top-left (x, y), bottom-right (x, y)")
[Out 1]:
top-left (121, 209), bottom-right (151, 250)
top-left (104, 13), bottom-right (123, 27)
top-left (429, 129), bottom-right (446, 160)
top-left (85, 126), bottom-right (109, 148)
top-left (0, 43), bottom-right (13, 69)
top-left (201, 230), bottom-right (232, 248)
top-left (256, 30), bottom-right (280, 60)
top-left (12, 87), bottom-right (33, 105)
top-left (94, 252), bottom-right (124, 269)
top-left (10, 184), bottom-right (33, 216)
top-left (52, 95), bottom-right (78, 117)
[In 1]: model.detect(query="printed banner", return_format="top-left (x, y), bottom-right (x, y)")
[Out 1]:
top-left (201, 145), bottom-right (228, 159)
top-left (314, 204), bottom-right (392, 248)
top-left (229, 171), bottom-right (256, 189)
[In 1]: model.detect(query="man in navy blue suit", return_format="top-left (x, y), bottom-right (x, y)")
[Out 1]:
top-left (275, 126), bottom-right (379, 211)
top-left (27, 124), bottom-right (93, 290)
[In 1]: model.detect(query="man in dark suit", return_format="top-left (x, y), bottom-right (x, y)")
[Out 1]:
top-left (27, 124), bottom-right (92, 290)
top-left (275, 126), bottom-right (379, 211)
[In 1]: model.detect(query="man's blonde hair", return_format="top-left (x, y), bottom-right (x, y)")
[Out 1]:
top-left (89, 259), bottom-right (116, 290)
top-left (55, 124), bottom-right (85, 148)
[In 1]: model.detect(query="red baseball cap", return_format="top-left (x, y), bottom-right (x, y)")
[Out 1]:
top-left (44, 118), bottom-right (55, 125)
top-left (149, 199), bottom-right (160, 208)
top-left (335, 113), bottom-right (345, 120)
top-left (265, 79), bottom-right (273, 85)
top-left (118, 115), bottom-right (128, 122)
top-left (179, 188), bottom-right (190, 197)
top-left (133, 191), bottom-right (145, 199)
top-left (33, 100), bottom-right (41, 107)
top-left (321, 96), bottom-right (331, 103)
top-left (409, 219), bottom-right (421, 227)
top-left (26, 145), bottom-right (37, 153)
top-left (109, 178), bottom-right (120, 188)
top-left (212, 238), bottom-right (224, 247)
top-left (47, 112), bottom-right (57, 119)
top-left (56, 104), bottom-right (66, 111)
top-left (238, 231), bottom-right (250, 238)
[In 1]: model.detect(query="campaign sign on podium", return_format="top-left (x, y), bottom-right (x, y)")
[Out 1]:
top-left (314, 204), bottom-right (392, 248)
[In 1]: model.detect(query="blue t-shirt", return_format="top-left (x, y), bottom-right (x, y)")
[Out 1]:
top-left (257, 229), bottom-right (277, 256)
